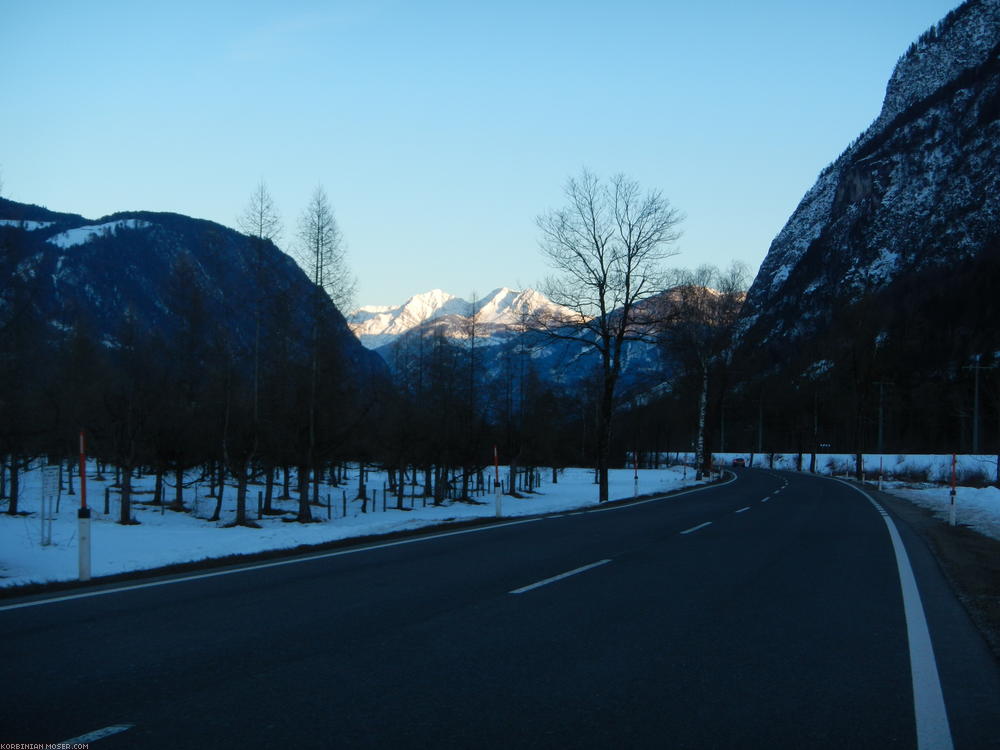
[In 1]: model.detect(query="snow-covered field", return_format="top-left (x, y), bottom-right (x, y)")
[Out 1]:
top-left (0, 463), bottom-right (707, 589)
top-left (4, 453), bottom-right (998, 590)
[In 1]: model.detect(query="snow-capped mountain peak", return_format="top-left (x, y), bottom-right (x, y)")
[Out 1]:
top-left (348, 287), bottom-right (567, 348)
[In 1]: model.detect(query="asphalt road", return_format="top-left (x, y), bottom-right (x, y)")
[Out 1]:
top-left (2, 469), bottom-right (999, 749)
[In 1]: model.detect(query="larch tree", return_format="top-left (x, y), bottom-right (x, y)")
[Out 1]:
top-left (224, 181), bottom-right (283, 527)
top-left (295, 185), bottom-right (355, 522)
top-left (531, 170), bottom-right (682, 502)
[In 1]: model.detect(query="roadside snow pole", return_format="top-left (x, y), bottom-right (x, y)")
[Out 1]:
top-left (878, 455), bottom-right (884, 491)
top-left (633, 449), bottom-right (639, 498)
top-left (78, 431), bottom-right (92, 581)
top-left (949, 453), bottom-right (957, 527)
top-left (494, 445), bottom-right (502, 518)
top-left (41, 463), bottom-right (58, 546)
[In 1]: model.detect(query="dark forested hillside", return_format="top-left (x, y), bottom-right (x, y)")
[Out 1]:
top-left (0, 197), bottom-right (389, 518)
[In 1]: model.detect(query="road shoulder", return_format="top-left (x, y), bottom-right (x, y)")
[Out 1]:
top-left (873, 485), bottom-right (1000, 663)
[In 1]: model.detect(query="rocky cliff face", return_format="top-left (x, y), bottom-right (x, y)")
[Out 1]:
top-left (737, 0), bottom-right (1000, 366)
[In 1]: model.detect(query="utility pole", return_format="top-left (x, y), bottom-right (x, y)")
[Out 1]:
top-left (874, 381), bottom-right (893, 455)
top-left (757, 393), bottom-right (764, 454)
top-left (964, 355), bottom-right (996, 454)
top-left (719, 401), bottom-right (726, 454)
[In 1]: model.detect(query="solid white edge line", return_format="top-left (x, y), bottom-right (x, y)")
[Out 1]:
top-left (834, 478), bottom-right (954, 750)
top-left (510, 559), bottom-right (612, 594)
top-left (680, 521), bottom-right (712, 535)
top-left (0, 518), bottom-right (544, 613)
top-left (60, 723), bottom-right (135, 744)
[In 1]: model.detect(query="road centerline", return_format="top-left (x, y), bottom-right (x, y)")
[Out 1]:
top-left (509, 559), bottom-right (612, 594)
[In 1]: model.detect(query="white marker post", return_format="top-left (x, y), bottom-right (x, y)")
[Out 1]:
top-left (41, 464), bottom-right (58, 546)
top-left (78, 431), bottom-right (91, 581)
top-left (949, 453), bottom-right (957, 527)
top-left (633, 450), bottom-right (639, 498)
top-left (494, 445), bottom-right (502, 518)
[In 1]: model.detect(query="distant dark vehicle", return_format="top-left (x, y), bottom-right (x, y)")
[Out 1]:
top-left (732, 458), bottom-right (746, 467)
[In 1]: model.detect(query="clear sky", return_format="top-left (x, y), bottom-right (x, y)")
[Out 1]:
top-left (1, 0), bottom-right (961, 309)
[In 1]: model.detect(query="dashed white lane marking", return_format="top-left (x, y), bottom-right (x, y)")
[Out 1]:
top-left (761, 497), bottom-right (771, 503)
top-left (735, 507), bottom-right (751, 514)
top-left (680, 521), bottom-right (713, 535)
top-left (510, 559), bottom-right (612, 594)
top-left (835, 479), bottom-right (954, 750)
top-left (60, 724), bottom-right (135, 744)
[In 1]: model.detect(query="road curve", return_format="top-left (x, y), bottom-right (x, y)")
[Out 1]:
top-left (2, 469), bottom-right (998, 749)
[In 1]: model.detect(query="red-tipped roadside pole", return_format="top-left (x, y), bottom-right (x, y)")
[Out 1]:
top-left (78, 430), bottom-right (91, 581)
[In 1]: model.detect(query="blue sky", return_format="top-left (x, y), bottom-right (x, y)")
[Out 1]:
top-left (1, 0), bottom-right (960, 308)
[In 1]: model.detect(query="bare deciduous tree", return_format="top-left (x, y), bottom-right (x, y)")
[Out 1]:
top-left (223, 180), bottom-right (283, 526)
top-left (297, 186), bottom-right (355, 312)
top-left (661, 262), bottom-right (749, 478)
top-left (531, 170), bottom-right (683, 502)
top-left (294, 185), bottom-right (355, 521)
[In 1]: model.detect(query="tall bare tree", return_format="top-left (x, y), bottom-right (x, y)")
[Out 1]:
top-left (238, 180), bottom-right (282, 420)
top-left (532, 170), bottom-right (682, 502)
top-left (294, 185), bottom-right (355, 521)
top-left (221, 181), bottom-right (284, 526)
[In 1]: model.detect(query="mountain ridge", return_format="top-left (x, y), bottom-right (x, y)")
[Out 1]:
top-left (348, 287), bottom-right (569, 349)
top-left (736, 0), bottom-right (1000, 362)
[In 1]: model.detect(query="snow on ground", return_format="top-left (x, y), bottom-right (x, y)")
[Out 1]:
top-left (885, 484), bottom-right (1000, 541)
top-left (0, 463), bottom-right (707, 589)
top-left (46, 219), bottom-right (152, 249)
top-left (6, 453), bottom-right (998, 589)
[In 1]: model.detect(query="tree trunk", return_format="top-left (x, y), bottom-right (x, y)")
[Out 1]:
top-left (281, 465), bottom-right (291, 499)
top-left (396, 466), bottom-right (405, 510)
top-left (264, 464), bottom-right (275, 514)
top-left (433, 465), bottom-right (445, 506)
top-left (119, 466), bottom-right (135, 524)
top-left (357, 462), bottom-right (366, 500)
top-left (210, 479), bottom-right (224, 522)
top-left (7, 457), bottom-right (19, 514)
top-left (170, 466), bottom-right (185, 511)
top-left (297, 464), bottom-right (312, 522)
top-left (595, 367), bottom-right (618, 502)
top-left (460, 467), bottom-right (470, 501)
top-left (695, 365), bottom-right (708, 481)
top-left (234, 461), bottom-right (248, 526)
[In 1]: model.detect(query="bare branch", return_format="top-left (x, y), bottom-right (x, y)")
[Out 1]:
top-left (530, 168), bottom-right (683, 502)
